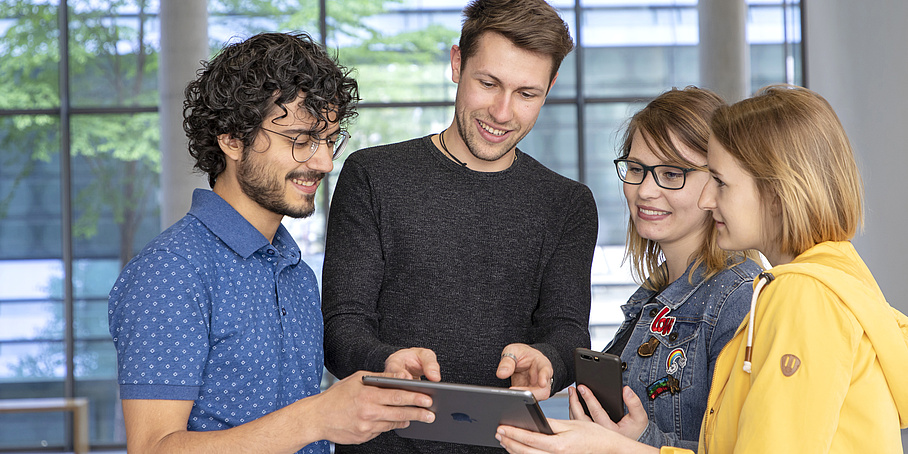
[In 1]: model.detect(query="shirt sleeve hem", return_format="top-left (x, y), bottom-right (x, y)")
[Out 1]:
top-left (119, 383), bottom-right (200, 400)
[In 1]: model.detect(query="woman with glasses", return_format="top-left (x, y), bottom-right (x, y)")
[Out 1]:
top-left (501, 86), bottom-right (762, 451)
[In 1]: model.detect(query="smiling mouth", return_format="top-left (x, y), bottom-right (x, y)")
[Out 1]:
top-left (639, 208), bottom-right (670, 216)
top-left (478, 120), bottom-right (507, 136)
top-left (291, 177), bottom-right (319, 187)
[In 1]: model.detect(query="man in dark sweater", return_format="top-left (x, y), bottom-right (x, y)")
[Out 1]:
top-left (322, 1), bottom-right (598, 452)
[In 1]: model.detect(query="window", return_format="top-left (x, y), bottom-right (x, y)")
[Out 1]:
top-left (0, 0), bottom-right (801, 449)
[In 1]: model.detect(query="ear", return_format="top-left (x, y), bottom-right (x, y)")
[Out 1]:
top-left (217, 133), bottom-right (244, 162)
top-left (451, 45), bottom-right (462, 84)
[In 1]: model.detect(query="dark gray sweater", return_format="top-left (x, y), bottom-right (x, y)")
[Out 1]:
top-left (322, 135), bottom-right (597, 453)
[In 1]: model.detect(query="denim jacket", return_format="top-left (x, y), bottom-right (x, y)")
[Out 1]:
top-left (604, 259), bottom-right (761, 449)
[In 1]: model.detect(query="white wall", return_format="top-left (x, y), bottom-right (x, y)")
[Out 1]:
top-left (804, 1), bottom-right (908, 449)
top-left (805, 0), bottom-right (908, 315)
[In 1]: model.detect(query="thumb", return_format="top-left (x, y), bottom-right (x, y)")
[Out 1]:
top-left (496, 357), bottom-right (516, 379)
top-left (623, 386), bottom-right (646, 420)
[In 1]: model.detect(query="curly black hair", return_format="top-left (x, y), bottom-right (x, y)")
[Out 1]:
top-left (183, 32), bottom-right (359, 187)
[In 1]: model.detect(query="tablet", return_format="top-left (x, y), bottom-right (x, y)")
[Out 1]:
top-left (362, 375), bottom-right (553, 447)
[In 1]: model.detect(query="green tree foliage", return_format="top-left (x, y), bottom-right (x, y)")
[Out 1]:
top-left (0, 0), bottom-right (160, 269)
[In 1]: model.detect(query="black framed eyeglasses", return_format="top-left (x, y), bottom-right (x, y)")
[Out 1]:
top-left (613, 159), bottom-right (701, 190)
top-left (261, 127), bottom-right (351, 163)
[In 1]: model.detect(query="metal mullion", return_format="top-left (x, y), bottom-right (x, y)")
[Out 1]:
top-left (319, 0), bottom-right (332, 239)
top-left (574, 0), bottom-right (586, 184)
top-left (58, 0), bottom-right (77, 452)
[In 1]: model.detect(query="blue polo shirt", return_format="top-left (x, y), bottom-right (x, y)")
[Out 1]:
top-left (109, 189), bottom-right (327, 453)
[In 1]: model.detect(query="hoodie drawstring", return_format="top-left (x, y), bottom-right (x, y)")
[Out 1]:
top-left (744, 271), bottom-right (775, 373)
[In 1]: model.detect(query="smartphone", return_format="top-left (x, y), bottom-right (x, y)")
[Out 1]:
top-left (573, 348), bottom-right (624, 423)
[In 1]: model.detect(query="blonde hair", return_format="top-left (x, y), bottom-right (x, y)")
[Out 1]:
top-left (710, 84), bottom-right (864, 258)
top-left (619, 86), bottom-right (755, 290)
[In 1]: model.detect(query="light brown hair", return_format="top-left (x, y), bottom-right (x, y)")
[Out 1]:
top-left (710, 84), bottom-right (864, 258)
top-left (619, 86), bottom-right (755, 290)
top-left (459, 0), bottom-right (573, 84)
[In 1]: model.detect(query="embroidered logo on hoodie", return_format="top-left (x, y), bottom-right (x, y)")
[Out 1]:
top-left (780, 354), bottom-right (801, 376)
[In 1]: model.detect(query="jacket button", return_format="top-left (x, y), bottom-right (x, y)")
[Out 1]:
top-left (669, 332), bottom-right (678, 342)
top-left (621, 362), bottom-right (627, 371)
top-left (649, 308), bottom-right (658, 317)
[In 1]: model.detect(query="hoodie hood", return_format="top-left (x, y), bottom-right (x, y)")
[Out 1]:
top-left (757, 241), bottom-right (908, 428)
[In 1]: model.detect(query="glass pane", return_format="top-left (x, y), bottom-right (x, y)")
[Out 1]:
top-left (70, 113), bottom-right (161, 263)
top-left (0, 2), bottom-right (60, 109)
top-left (331, 3), bottom-right (460, 104)
top-left (584, 45), bottom-right (699, 98)
top-left (520, 104), bottom-right (578, 180)
top-left (584, 102), bottom-right (646, 245)
top-left (71, 112), bottom-right (160, 447)
top-left (69, 1), bottom-right (161, 108)
top-left (0, 115), bottom-right (62, 258)
top-left (0, 341), bottom-right (66, 381)
top-left (0, 300), bottom-right (59, 343)
top-left (75, 296), bottom-right (112, 340)
top-left (209, 0), bottom-right (318, 45)
top-left (345, 105), bottom-right (452, 155)
top-left (581, 3), bottom-right (699, 98)
top-left (549, 51), bottom-right (579, 100)
top-left (748, 2), bottom-right (803, 88)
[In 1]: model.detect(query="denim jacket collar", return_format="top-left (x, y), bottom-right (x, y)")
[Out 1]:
top-left (622, 261), bottom-right (706, 316)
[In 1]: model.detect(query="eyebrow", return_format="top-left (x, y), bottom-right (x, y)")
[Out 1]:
top-left (276, 126), bottom-right (341, 138)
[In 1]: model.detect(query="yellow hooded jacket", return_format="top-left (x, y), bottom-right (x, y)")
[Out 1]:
top-left (661, 241), bottom-right (908, 454)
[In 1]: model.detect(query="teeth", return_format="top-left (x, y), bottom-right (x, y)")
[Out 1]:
top-left (292, 178), bottom-right (316, 187)
top-left (479, 121), bottom-right (506, 136)
top-left (640, 208), bottom-right (669, 216)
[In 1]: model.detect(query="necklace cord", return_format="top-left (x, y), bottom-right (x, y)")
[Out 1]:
top-left (437, 128), bottom-right (518, 168)
top-left (438, 129), bottom-right (469, 167)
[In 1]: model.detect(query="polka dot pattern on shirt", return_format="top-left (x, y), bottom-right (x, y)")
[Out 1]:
top-left (108, 190), bottom-right (327, 454)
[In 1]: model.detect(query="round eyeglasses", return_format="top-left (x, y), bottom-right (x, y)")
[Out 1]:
top-left (261, 127), bottom-right (351, 163)
top-left (613, 159), bottom-right (701, 190)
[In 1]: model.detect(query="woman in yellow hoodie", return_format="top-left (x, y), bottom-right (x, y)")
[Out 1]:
top-left (496, 84), bottom-right (908, 453)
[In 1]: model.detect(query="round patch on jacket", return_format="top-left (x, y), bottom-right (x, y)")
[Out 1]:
top-left (780, 354), bottom-right (801, 376)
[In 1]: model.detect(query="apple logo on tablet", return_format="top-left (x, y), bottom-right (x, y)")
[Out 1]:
top-left (451, 412), bottom-right (477, 423)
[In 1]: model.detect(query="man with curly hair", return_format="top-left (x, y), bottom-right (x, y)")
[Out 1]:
top-left (108, 32), bottom-right (433, 454)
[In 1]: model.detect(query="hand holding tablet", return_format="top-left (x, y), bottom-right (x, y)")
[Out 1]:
top-left (362, 376), bottom-right (553, 447)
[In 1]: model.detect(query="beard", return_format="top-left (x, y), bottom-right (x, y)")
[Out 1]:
top-left (236, 150), bottom-right (323, 219)
top-left (453, 102), bottom-right (528, 164)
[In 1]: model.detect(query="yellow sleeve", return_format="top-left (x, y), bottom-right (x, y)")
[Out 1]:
top-left (733, 275), bottom-right (860, 452)
top-left (660, 448), bottom-right (695, 454)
